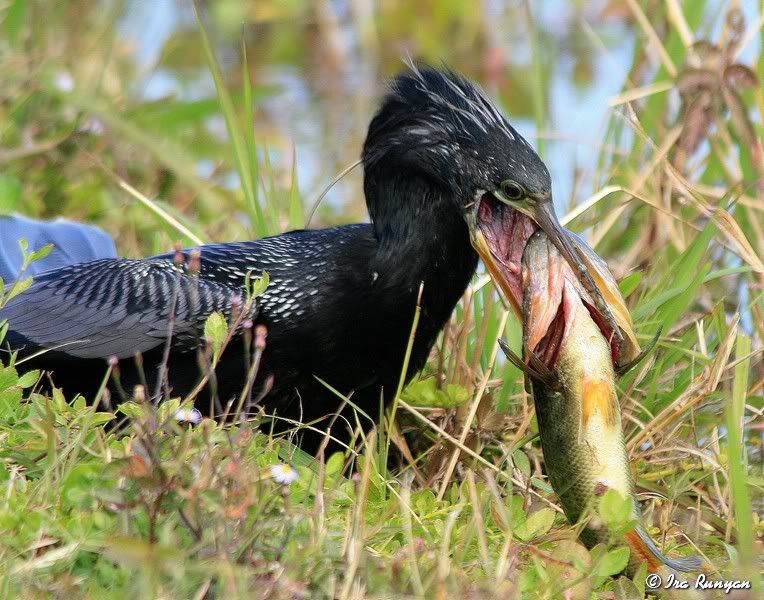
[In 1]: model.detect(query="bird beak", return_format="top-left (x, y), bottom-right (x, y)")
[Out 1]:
top-left (468, 191), bottom-right (627, 350)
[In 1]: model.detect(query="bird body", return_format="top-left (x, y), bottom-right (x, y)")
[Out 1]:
top-left (4, 217), bottom-right (476, 447)
top-left (2, 66), bottom-right (616, 452)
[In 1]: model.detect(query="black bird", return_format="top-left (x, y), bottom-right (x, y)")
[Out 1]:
top-left (1, 66), bottom-right (621, 452)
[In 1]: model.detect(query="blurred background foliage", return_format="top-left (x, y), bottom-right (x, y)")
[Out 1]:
top-left (3, 0), bottom-right (759, 419)
top-left (0, 0), bottom-right (762, 597)
top-left (1, 0), bottom-right (658, 250)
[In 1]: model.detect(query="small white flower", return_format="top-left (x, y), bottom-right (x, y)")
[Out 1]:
top-left (80, 117), bottom-right (105, 135)
top-left (173, 407), bottom-right (202, 425)
top-left (270, 463), bottom-right (298, 485)
top-left (54, 71), bottom-right (74, 93)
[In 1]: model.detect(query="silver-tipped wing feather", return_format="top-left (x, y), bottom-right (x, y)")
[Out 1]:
top-left (1, 258), bottom-right (256, 360)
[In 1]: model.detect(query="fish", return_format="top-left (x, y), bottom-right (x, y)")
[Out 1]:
top-left (500, 229), bottom-right (702, 576)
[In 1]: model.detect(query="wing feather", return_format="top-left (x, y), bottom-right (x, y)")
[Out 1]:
top-left (1, 258), bottom-right (256, 360)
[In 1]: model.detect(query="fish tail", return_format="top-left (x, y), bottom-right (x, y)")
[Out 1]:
top-left (625, 527), bottom-right (703, 573)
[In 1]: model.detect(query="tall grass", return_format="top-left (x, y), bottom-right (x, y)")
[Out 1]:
top-left (0, 1), bottom-right (761, 598)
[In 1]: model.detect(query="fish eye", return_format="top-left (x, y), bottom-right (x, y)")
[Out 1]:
top-left (500, 180), bottom-right (524, 200)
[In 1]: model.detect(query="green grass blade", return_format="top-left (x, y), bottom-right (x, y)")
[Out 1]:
top-left (193, 2), bottom-right (267, 238)
top-left (288, 147), bottom-right (303, 230)
top-left (523, 0), bottom-right (546, 158)
top-left (240, 36), bottom-right (265, 236)
top-left (726, 332), bottom-right (754, 571)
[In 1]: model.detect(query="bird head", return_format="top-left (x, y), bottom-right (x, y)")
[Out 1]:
top-left (363, 65), bottom-right (626, 345)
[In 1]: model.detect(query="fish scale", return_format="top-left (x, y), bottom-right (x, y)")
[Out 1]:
top-left (531, 279), bottom-right (631, 549)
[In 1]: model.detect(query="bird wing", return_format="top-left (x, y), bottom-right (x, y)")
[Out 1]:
top-left (1, 257), bottom-right (254, 360)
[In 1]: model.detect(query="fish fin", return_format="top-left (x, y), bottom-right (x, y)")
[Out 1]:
top-left (526, 348), bottom-right (559, 388)
top-left (626, 527), bottom-right (703, 573)
top-left (498, 339), bottom-right (527, 372)
top-left (498, 339), bottom-right (557, 390)
top-left (616, 327), bottom-right (662, 377)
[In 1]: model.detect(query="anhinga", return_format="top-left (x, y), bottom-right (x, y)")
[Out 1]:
top-left (1, 66), bottom-right (623, 451)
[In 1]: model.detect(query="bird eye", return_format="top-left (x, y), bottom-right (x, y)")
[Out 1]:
top-left (500, 180), bottom-right (524, 200)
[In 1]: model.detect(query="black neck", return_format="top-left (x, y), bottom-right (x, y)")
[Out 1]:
top-left (365, 170), bottom-right (478, 364)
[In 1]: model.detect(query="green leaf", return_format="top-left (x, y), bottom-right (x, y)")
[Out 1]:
top-left (19, 242), bottom-right (54, 274)
top-left (5, 276), bottom-right (32, 303)
top-left (52, 386), bottom-right (67, 412)
top-left (722, 542), bottom-right (738, 564)
top-left (618, 271), bottom-right (642, 298)
top-left (249, 271), bottom-right (270, 298)
top-left (0, 388), bottom-right (22, 417)
top-left (0, 174), bottom-right (21, 213)
top-left (28, 243), bottom-right (53, 263)
top-left (16, 370), bottom-right (40, 389)
top-left (598, 488), bottom-right (633, 529)
top-left (613, 575), bottom-right (642, 600)
top-left (325, 452), bottom-right (344, 477)
top-left (400, 377), bottom-right (470, 408)
top-left (90, 412), bottom-right (115, 427)
top-left (594, 546), bottom-right (630, 577)
top-left (413, 489), bottom-right (436, 515)
top-left (204, 312), bottom-right (228, 363)
top-left (530, 477), bottom-right (553, 493)
top-left (3, 0), bottom-right (26, 47)
top-left (515, 507), bottom-right (555, 541)
top-left (443, 383), bottom-right (470, 407)
top-left (0, 366), bottom-right (18, 393)
top-left (512, 449), bottom-right (531, 479)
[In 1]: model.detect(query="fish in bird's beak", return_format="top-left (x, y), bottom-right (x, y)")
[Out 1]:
top-left (561, 229), bottom-right (641, 365)
top-left (519, 229), bottom-right (640, 369)
top-left (500, 229), bottom-right (702, 577)
top-left (467, 190), bottom-right (637, 365)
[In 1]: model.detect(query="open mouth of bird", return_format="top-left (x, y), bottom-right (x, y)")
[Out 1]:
top-left (474, 193), bottom-right (537, 316)
top-left (473, 193), bottom-right (640, 369)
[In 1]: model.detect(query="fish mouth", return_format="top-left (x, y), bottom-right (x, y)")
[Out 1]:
top-left (469, 193), bottom-right (638, 369)
top-left (520, 230), bottom-right (641, 370)
top-left (524, 270), bottom-right (577, 371)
